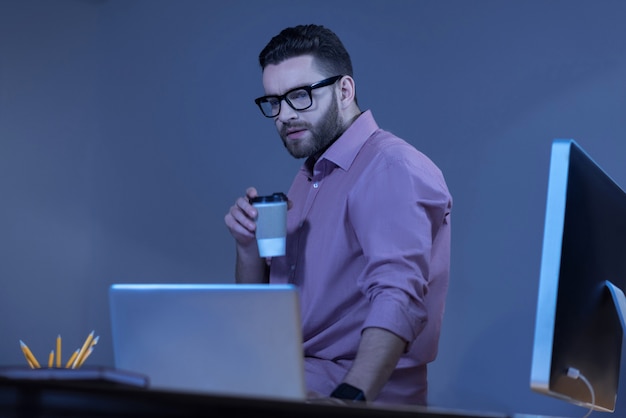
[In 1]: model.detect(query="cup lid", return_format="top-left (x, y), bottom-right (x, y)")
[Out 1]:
top-left (250, 192), bottom-right (288, 204)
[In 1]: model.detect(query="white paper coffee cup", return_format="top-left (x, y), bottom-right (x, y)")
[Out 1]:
top-left (250, 193), bottom-right (288, 257)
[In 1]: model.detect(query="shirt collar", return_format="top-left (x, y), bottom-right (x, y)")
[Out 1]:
top-left (302, 110), bottom-right (379, 176)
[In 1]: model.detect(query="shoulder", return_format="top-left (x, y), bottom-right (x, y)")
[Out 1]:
top-left (360, 129), bottom-right (447, 188)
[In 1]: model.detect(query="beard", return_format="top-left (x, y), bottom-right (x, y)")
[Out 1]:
top-left (278, 92), bottom-right (345, 159)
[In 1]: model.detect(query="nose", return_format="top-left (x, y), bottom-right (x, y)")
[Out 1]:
top-left (276, 98), bottom-right (298, 122)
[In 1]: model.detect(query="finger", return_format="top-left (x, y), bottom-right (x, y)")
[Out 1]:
top-left (235, 196), bottom-right (258, 220)
top-left (224, 211), bottom-right (256, 242)
top-left (245, 187), bottom-right (259, 202)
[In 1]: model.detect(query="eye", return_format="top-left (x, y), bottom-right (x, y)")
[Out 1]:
top-left (288, 89), bottom-right (309, 101)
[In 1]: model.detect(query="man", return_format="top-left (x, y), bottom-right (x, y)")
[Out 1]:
top-left (224, 24), bottom-right (452, 405)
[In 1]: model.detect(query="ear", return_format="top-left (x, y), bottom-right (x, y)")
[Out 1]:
top-left (337, 75), bottom-right (356, 108)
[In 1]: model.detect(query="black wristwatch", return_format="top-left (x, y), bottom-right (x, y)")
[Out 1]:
top-left (330, 383), bottom-right (367, 402)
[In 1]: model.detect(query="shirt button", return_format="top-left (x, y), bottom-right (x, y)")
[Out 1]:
top-left (313, 182), bottom-right (319, 188)
top-left (290, 265), bottom-right (296, 271)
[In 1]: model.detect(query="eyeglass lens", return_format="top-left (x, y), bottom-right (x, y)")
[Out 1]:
top-left (260, 89), bottom-right (312, 117)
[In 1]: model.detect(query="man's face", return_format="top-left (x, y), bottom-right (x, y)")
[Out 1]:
top-left (262, 55), bottom-right (344, 159)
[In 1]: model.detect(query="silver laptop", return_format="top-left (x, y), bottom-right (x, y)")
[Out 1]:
top-left (109, 283), bottom-right (306, 401)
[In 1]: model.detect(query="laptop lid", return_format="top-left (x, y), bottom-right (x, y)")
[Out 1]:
top-left (109, 283), bottom-right (306, 401)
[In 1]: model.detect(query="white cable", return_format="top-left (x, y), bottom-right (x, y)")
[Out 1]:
top-left (566, 367), bottom-right (595, 418)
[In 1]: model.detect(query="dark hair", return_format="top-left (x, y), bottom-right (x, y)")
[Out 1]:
top-left (259, 24), bottom-right (353, 78)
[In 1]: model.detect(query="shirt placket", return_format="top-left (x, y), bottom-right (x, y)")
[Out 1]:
top-left (289, 160), bottom-right (327, 282)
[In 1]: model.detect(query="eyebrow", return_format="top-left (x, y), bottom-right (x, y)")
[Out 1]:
top-left (264, 81), bottom-right (315, 97)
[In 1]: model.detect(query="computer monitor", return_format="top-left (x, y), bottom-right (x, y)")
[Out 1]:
top-left (531, 139), bottom-right (626, 413)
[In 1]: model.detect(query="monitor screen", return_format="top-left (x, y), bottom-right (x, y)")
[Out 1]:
top-left (531, 139), bottom-right (626, 412)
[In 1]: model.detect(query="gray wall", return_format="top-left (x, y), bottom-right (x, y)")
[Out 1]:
top-left (1, 1), bottom-right (625, 416)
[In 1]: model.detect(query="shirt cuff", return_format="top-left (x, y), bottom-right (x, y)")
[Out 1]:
top-left (361, 291), bottom-right (428, 351)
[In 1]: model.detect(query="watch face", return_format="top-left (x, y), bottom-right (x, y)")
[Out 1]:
top-left (330, 383), bottom-right (366, 401)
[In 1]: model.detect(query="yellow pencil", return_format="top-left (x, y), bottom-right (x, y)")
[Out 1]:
top-left (65, 349), bottom-right (79, 368)
top-left (56, 335), bottom-right (62, 368)
top-left (48, 350), bottom-right (54, 368)
top-left (72, 331), bottom-right (94, 369)
top-left (76, 335), bottom-right (99, 368)
top-left (25, 357), bottom-right (35, 369)
top-left (76, 347), bottom-right (93, 368)
top-left (19, 340), bottom-right (41, 368)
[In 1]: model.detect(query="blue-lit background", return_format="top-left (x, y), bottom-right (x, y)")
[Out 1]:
top-left (1, 1), bottom-right (625, 416)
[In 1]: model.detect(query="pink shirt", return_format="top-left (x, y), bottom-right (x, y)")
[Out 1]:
top-left (269, 111), bottom-right (452, 404)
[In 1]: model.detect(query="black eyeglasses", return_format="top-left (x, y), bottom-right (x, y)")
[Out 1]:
top-left (254, 75), bottom-right (344, 118)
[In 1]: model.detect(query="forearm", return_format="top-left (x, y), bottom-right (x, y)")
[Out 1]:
top-left (234, 244), bottom-right (269, 283)
top-left (341, 327), bottom-right (407, 401)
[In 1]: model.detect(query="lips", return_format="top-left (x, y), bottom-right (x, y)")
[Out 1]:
top-left (283, 126), bottom-right (308, 140)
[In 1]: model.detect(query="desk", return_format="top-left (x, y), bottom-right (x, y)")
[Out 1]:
top-left (0, 378), bottom-right (510, 418)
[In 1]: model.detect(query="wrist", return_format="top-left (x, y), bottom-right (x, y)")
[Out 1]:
top-left (330, 383), bottom-right (366, 402)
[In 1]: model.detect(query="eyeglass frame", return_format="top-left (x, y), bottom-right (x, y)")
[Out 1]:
top-left (254, 75), bottom-right (344, 118)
